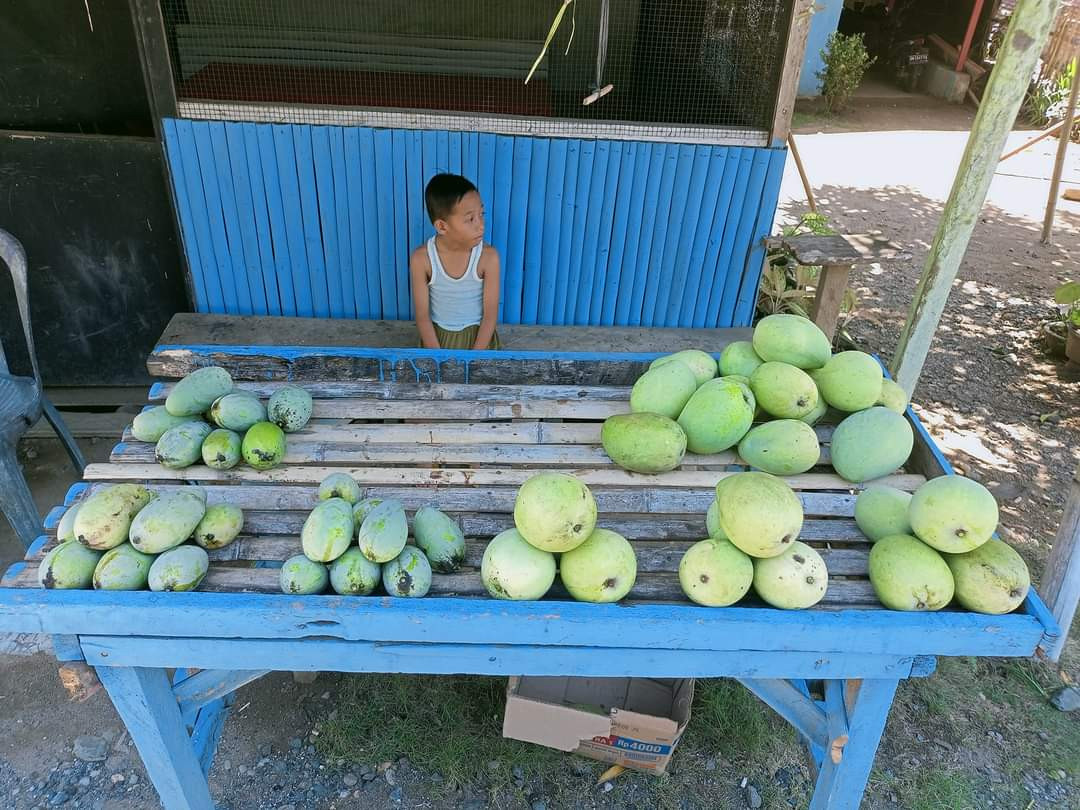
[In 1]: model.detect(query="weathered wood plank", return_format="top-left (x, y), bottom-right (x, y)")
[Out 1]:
top-left (111, 439), bottom-right (832, 469)
top-left (83, 462), bottom-right (924, 491)
top-left (74, 481), bottom-right (861, 517)
top-left (782, 234), bottom-right (910, 267)
top-left (770, 0), bottom-right (814, 144)
top-left (149, 380), bottom-right (634, 402)
top-left (1042, 462), bottom-right (1080, 662)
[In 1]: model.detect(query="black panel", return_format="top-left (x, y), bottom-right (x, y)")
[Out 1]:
top-left (0, 1), bottom-right (152, 135)
top-left (0, 133), bottom-right (189, 385)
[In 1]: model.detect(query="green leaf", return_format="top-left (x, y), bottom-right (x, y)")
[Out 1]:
top-left (1053, 281), bottom-right (1080, 306)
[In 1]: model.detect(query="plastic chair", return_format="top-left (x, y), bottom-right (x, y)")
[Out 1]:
top-left (0, 229), bottom-right (86, 548)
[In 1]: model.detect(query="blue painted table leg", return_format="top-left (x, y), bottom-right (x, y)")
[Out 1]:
top-left (809, 678), bottom-right (900, 810)
top-left (95, 666), bottom-right (214, 810)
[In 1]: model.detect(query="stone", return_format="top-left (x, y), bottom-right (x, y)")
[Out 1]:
top-left (48, 790), bottom-right (73, 806)
top-left (1050, 686), bottom-right (1080, 712)
top-left (1038, 731), bottom-right (1051, 742)
top-left (532, 802), bottom-right (548, 810)
top-left (128, 773), bottom-right (139, 787)
top-left (110, 773), bottom-right (125, 783)
top-left (390, 786), bottom-right (403, 803)
top-left (603, 782), bottom-right (613, 792)
top-left (746, 784), bottom-right (763, 809)
top-left (430, 772), bottom-right (444, 784)
top-left (513, 765), bottom-right (525, 781)
top-left (259, 743), bottom-right (272, 757)
top-left (361, 770), bottom-right (377, 782)
top-left (78, 776), bottom-right (91, 787)
top-left (289, 738), bottom-right (302, 750)
top-left (384, 768), bottom-right (396, 786)
top-left (73, 736), bottom-right (109, 763)
top-left (705, 758), bottom-right (717, 771)
top-left (343, 773), bottom-right (358, 787)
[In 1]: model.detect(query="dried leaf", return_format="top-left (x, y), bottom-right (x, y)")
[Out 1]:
top-left (527, 0), bottom-right (574, 84)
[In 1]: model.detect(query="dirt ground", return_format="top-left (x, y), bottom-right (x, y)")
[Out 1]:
top-left (0, 93), bottom-right (1078, 810)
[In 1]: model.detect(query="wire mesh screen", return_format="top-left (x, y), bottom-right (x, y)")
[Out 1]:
top-left (162, 0), bottom-right (791, 142)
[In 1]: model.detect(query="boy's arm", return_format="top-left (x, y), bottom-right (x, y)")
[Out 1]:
top-left (473, 248), bottom-right (501, 350)
top-left (410, 249), bottom-right (440, 349)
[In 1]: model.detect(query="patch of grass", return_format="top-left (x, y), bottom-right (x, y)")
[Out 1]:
top-left (689, 679), bottom-right (779, 759)
top-left (316, 674), bottom-right (562, 790)
top-left (908, 768), bottom-right (980, 810)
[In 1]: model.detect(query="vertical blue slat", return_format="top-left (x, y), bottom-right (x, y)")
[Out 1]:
top-left (477, 133), bottom-right (497, 250)
top-left (162, 120), bottom-right (210, 312)
top-left (651, 143), bottom-right (696, 325)
top-left (574, 140), bottom-right (611, 325)
top-left (538, 138), bottom-right (566, 325)
top-left (463, 132), bottom-right (479, 189)
top-left (211, 123), bottom-right (254, 315)
top-left (227, 123), bottom-right (269, 316)
top-left (311, 126), bottom-right (343, 317)
top-left (701, 148), bottom-right (755, 328)
top-left (562, 140), bottom-right (596, 325)
top-left (734, 148), bottom-right (788, 325)
top-left (521, 137), bottom-right (549, 325)
top-left (502, 137), bottom-right (531, 324)
top-left (448, 131), bottom-right (462, 175)
top-left (627, 144), bottom-right (668, 326)
top-left (693, 147), bottom-right (742, 328)
top-left (392, 130), bottom-right (411, 317)
top-left (257, 125), bottom-right (295, 316)
top-left (601, 141), bottom-right (639, 326)
top-left (358, 128), bottom-right (382, 317)
top-left (491, 136), bottom-right (514, 278)
top-left (293, 125), bottom-right (331, 317)
top-left (587, 141), bottom-right (624, 325)
top-left (243, 124), bottom-right (282, 315)
top-left (373, 129), bottom-right (397, 318)
top-left (553, 139), bottom-right (580, 324)
top-left (640, 144), bottom-right (684, 325)
top-left (663, 145), bottom-right (711, 327)
top-left (718, 148), bottom-right (771, 327)
top-left (272, 124), bottom-right (312, 316)
top-left (436, 130), bottom-right (450, 175)
top-left (406, 129), bottom-right (425, 268)
top-left (343, 127), bottom-right (371, 319)
top-left (679, 147), bottom-right (728, 328)
top-left (422, 130), bottom-right (439, 183)
top-left (329, 126), bottom-right (355, 319)
top-left (613, 141), bottom-right (653, 326)
top-left (190, 122), bottom-right (238, 313)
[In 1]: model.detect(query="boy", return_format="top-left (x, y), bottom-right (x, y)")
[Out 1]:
top-left (410, 173), bottom-right (501, 350)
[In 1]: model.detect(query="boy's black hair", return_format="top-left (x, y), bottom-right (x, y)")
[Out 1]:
top-left (425, 173), bottom-right (477, 223)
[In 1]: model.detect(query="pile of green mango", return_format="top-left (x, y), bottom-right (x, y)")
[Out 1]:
top-left (281, 473), bottom-right (467, 597)
top-left (39, 484), bottom-right (246, 594)
top-left (132, 366), bottom-right (314, 474)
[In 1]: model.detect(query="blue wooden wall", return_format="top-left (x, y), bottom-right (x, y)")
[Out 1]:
top-left (162, 118), bottom-right (785, 328)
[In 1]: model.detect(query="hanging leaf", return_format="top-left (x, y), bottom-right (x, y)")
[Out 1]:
top-left (526, 0), bottom-right (575, 85)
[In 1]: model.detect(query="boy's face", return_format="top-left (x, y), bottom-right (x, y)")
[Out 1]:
top-left (435, 190), bottom-right (485, 247)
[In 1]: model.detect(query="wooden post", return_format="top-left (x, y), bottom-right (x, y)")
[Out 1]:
top-left (771, 0), bottom-right (816, 146)
top-left (1041, 55), bottom-right (1080, 244)
top-left (1042, 463), bottom-right (1080, 662)
top-left (957, 0), bottom-right (987, 71)
top-left (890, 0), bottom-right (1061, 395)
top-left (812, 264), bottom-right (853, 342)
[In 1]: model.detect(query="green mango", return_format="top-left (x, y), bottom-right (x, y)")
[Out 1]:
top-left (241, 421), bottom-right (286, 470)
top-left (513, 473), bottom-right (597, 553)
top-left (678, 537), bottom-right (753, 607)
top-left (317, 473), bottom-right (362, 504)
top-left (677, 378), bottom-right (754, 454)
top-left (148, 546), bottom-right (209, 592)
top-left (329, 548), bottom-right (381, 595)
top-left (942, 538), bottom-right (1029, 615)
top-left (649, 349), bottom-right (717, 386)
top-left (194, 504), bottom-right (244, 550)
top-left (749, 362), bottom-right (819, 419)
top-left (705, 499), bottom-right (727, 540)
top-left (267, 386), bottom-right (313, 433)
top-left (301, 498), bottom-right (355, 562)
top-left (752, 541), bottom-right (829, 609)
top-left (201, 428), bottom-right (242, 470)
top-left (165, 366), bottom-right (234, 417)
top-left (868, 534), bottom-right (954, 611)
top-left (718, 340), bottom-right (764, 378)
top-left (131, 406), bottom-right (193, 442)
top-left (39, 542), bottom-right (102, 589)
top-left (280, 555), bottom-right (329, 594)
top-left (129, 488), bottom-right (207, 554)
top-left (74, 485), bottom-right (151, 550)
top-left (813, 351), bottom-right (884, 412)
top-left (156, 421), bottom-right (213, 469)
top-left (908, 476), bottom-right (998, 553)
top-left (358, 499), bottom-right (408, 563)
top-left (353, 497), bottom-right (383, 525)
top-left (93, 543), bottom-right (154, 591)
top-left (716, 472), bottom-right (803, 559)
top-left (411, 507), bottom-right (466, 573)
top-left (601, 412), bottom-right (687, 474)
top-left (854, 485), bottom-right (912, 542)
top-left (752, 314), bottom-right (831, 369)
top-left (830, 407), bottom-right (913, 483)
top-left (56, 502), bottom-right (82, 543)
top-left (559, 528), bottom-right (637, 603)
top-left (737, 420), bottom-right (821, 476)
top-left (480, 529), bottom-right (556, 600)
top-left (630, 362), bottom-right (698, 420)
top-left (877, 379), bottom-right (909, 414)
top-left (381, 546), bottom-right (432, 598)
top-left (209, 392), bottom-right (266, 432)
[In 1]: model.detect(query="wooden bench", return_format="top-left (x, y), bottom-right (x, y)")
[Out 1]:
top-left (0, 328), bottom-right (1059, 810)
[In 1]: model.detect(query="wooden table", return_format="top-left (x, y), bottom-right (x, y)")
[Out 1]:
top-left (0, 343), bottom-right (1060, 810)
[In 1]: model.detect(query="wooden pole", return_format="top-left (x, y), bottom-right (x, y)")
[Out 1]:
top-left (889, 0), bottom-right (1061, 395)
top-left (1041, 55), bottom-right (1080, 244)
top-left (1043, 463), bottom-right (1080, 662)
top-left (788, 133), bottom-right (818, 213)
top-left (957, 0), bottom-right (987, 71)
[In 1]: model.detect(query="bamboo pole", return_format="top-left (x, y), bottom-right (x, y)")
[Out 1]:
top-left (788, 133), bottom-right (817, 213)
top-left (1041, 55), bottom-right (1079, 244)
top-left (890, 0), bottom-right (1061, 395)
top-left (999, 119), bottom-right (1066, 162)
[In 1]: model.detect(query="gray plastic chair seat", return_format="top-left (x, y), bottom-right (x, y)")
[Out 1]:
top-left (0, 228), bottom-right (86, 547)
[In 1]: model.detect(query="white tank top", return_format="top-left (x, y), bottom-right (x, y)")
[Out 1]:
top-left (427, 236), bottom-right (485, 331)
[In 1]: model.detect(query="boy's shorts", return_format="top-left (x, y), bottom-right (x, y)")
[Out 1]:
top-left (421, 323), bottom-right (501, 350)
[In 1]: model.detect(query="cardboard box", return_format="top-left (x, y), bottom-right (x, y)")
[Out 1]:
top-left (502, 677), bottom-right (693, 774)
